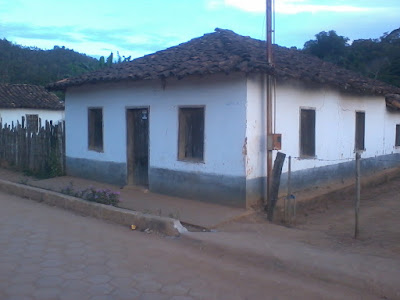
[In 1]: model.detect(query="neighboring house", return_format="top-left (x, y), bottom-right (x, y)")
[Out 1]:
top-left (0, 83), bottom-right (64, 130)
top-left (48, 29), bottom-right (400, 208)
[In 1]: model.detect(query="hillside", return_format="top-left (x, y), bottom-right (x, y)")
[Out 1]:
top-left (0, 39), bottom-right (102, 87)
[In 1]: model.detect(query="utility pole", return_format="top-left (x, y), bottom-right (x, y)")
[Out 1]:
top-left (265, 0), bottom-right (273, 212)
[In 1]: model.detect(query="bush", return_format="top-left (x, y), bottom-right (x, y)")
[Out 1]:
top-left (61, 182), bottom-right (120, 206)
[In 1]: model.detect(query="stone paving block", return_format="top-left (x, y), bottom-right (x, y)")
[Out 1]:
top-left (170, 296), bottom-right (195, 300)
top-left (88, 274), bottom-right (112, 284)
top-left (35, 275), bottom-right (64, 288)
top-left (62, 270), bottom-right (87, 280)
top-left (87, 283), bottom-right (114, 295)
top-left (39, 267), bottom-right (65, 276)
top-left (110, 287), bottom-right (141, 299)
top-left (161, 284), bottom-right (190, 296)
top-left (33, 287), bottom-right (61, 300)
top-left (5, 283), bottom-right (36, 296)
top-left (137, 293), bottom-right (170, 300)
top-left (135, 280), bottom-right (163, 292)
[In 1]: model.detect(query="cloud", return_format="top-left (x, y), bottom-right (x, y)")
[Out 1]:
top-left (0, 23), bottom-right (80, 43)
top-left (210, 0), bottom-right (371, 14)
top-left (0, 21), bottom-right (182, 58)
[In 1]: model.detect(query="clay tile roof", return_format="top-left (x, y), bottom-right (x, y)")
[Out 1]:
top-left (0, 84), bottom-right (64, 110)
top-left (47, 28), bottom-right (400, 96)
top-left (385, 94), bottom-right (400, 111)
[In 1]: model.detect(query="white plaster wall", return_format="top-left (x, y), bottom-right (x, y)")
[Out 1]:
top-left (0, 108), bottom-right (64, 127)
top-left (245, 74), bottom-right (266, 179)
top-left (385, 110), bottom-right (400, 153)
top-left (246, 76), bottom-right (400, 176)
top-left (66, 73), bottom-right (247, 177)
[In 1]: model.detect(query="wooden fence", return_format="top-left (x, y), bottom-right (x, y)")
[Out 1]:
top-left (0, 121), bottom-right (65, 178)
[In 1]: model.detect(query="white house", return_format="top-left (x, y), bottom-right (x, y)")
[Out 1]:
top-left (0, 83), bottom-right (64, 130)
top-left (48, 29), bottom-right (400, 208)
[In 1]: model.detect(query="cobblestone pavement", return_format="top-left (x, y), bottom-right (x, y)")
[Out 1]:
top-left (0, 191), bottom-right (376, 300)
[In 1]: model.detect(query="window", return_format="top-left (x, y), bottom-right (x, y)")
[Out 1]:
top-left (355, 111), bottom-right (365, 151)
top-left (300, 108), bottom-right (316, 157)
top-left (178, 107), bottom-right (204, 161)
top-left (396, 125), bottom-right (400, 147)
top-left (88, 108), bottom-right (103, 152)
top-left (26, 114), bottom-right (39, 132)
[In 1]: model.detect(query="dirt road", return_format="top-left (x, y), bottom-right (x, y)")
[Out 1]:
top-left (201, 176), bottom-right (400, 299)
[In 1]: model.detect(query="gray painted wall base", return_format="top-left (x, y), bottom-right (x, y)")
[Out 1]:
top-left (246, 177), bottom-right (264, 208)
top-left (244, 153), bottom-right (400, 208)
top-left (66, 157), bottom-right (127, 186)
top-left (279, 153), bottom-right (400, 193)
top-left (149, 167), bottom-right (246, 207)
top-left (66, 153), bottom-right (400, 208)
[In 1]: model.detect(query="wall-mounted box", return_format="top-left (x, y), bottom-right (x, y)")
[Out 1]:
top-left (267, 133), bottom-right (282, 150)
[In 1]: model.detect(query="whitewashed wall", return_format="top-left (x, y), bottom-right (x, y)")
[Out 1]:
top-left (246, 76), bottom-right (400, 178)
top-left (66, 73), bottom-right (247, 177)
top-left (0, 108), bottom-right (64, 127)
top-left (245, 74), bottom-right (266, 180)
top-left (385, 110), bottom-right (400, 153)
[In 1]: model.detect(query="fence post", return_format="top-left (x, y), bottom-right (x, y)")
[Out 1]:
top-left (285, 156), bottom-right (291, 223)
top-left (267, 152), bottom-right (286, 221)
top-left (355, 152), bottom-right (361, 239)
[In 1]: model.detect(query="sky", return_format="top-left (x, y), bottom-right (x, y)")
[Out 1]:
top-left (0, 0), bottom-right (399, 59)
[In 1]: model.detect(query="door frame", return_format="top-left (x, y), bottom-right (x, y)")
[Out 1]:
top-left (126, 106), bottom-right (150, 186)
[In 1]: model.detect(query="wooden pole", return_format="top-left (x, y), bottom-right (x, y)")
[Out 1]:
top-left (355, 152), bottom-right (361, 239)
top-left (267, 152), bottom-right (286, 221)
top-left (286, 155), bottom-right (292, 223)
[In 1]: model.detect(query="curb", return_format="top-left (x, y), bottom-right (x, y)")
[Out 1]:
top-left (0, 179), bottom-right (187, 237)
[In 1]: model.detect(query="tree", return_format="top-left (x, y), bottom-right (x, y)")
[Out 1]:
top-left (303, 30), bottom-right (349, 66)
top-left (105, 52), bottom-right (113, 67)
top-left (0, 39), bottom-right (101, 86)
top-left (302, 28), bottom-right (400, 88)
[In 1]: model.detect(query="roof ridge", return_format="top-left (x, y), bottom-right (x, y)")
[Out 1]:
top-left (47, 29), bottom-right (400, 96)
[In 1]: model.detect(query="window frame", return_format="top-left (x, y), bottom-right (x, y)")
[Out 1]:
top-left (177, 106), bottom-right (205, 163)
top-left (88, 107), bottom-right (104, 152)
top-left (25, 114), bottom-right (39, 132)
top-left (355, 111), bottom-right (366, 152)
top-left (395, 124), bottom-right (400, 147)
top-left (299, 107), bottom-right (316, 158)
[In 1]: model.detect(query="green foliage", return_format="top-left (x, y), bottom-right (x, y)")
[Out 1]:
top-left (106, 52), bottom-right (113, 67)
top-left (302, 28), bottom-right (400, 88)
top-left (303, 30), bottom-right (349, 66)
top-left (0, 39), bottom-right (101, 86)
top-left (45, 151), bottom-right (63, 178)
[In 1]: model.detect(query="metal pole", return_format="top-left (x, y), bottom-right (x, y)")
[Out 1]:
top-left (355, 152), bottom-right (361, 239)
top-left (265, 0), bottom-right (273, 212)
top-left (266, 0), bottom-right (273, 65)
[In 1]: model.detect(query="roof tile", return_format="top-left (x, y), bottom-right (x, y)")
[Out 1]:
top-left (48, 29), bottom-right (400, 96)
top-left (0, 84), bottom-right (64, 110)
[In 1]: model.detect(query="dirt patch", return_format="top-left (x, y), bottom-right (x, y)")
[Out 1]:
top-left (218, 175), bottom-right (400, 260)
top-left (294, 177), bottom-right (400, 259)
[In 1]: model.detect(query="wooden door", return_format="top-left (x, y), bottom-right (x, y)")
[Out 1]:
top-left (126, 108), bottom-right (149, 186)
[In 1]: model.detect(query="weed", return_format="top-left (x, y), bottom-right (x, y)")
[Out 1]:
top-left (61, 182), bottom-right (120, 206)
